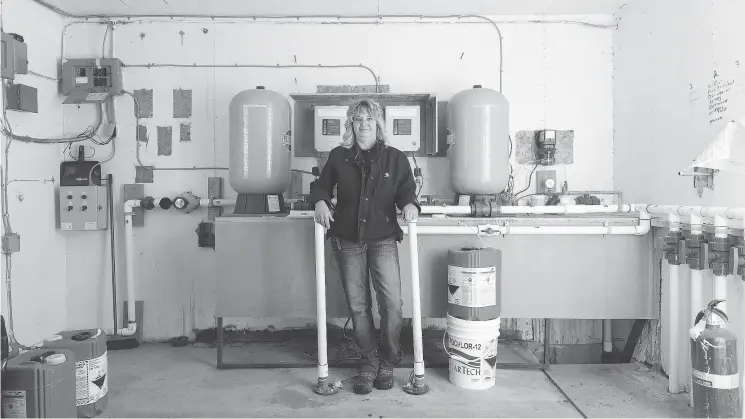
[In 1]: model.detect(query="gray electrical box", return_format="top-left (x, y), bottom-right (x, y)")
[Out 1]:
top-left (5, 83), bottom-right (37, 113)
top-left (1, 31), bottom-right (27, 80)
top-left (61, 58), bottom-right (123, 104)
top-left (58, 186), bottom-right (108, 231)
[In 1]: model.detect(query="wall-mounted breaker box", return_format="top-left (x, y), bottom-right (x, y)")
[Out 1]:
top-left (314, 106), bottom-right (347, 152)
top-left (1, 31), bottom-right (27, 80)
top-left (385, 105), bottom-right (420, 152)
top-left (58, 186), bottom-right (108, 231)
top-left (4, 83), bottom-right (37, 113)
top-left (61, 58), bottom-right (123, 104)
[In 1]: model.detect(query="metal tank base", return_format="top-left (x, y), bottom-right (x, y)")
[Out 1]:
top-left (232, 193), bottom-right (289, 216)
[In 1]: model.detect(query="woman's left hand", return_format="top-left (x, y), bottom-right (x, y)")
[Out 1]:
top-left (402, 203), bottom-right (419, 222)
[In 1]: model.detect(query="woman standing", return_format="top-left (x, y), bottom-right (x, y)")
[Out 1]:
top-left (310, 99), bottom-right (420, 394)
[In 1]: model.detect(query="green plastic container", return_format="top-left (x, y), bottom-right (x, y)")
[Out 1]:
top-left (41, 329), bottom-right (108, 418)
top-left (1, 348), bottom-right (77, 418)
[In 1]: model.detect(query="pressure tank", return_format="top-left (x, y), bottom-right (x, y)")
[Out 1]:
top-left (447, 85), bottom-right (509, 195)
top-left (228, 86), bottom-right (292, 195)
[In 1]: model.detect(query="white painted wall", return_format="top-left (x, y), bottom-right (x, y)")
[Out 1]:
top-left (614, 0), bottom-right (745, 393)
top-left (0, 0), bottom-right (68, 345)
top-left (55, 16), bottom-right (617, 340)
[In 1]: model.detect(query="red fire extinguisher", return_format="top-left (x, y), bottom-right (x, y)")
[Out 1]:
top-left (689, 299), bottom-right (742, 418)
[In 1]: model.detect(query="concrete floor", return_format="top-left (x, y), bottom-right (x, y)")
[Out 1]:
top-left (101, 343), bottom-right (692, 418)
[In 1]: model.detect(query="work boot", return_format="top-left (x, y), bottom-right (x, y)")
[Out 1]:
top-left (353, 364), bottom-right (377, 395)
top-left (373, 365), bottom-right (395, 390)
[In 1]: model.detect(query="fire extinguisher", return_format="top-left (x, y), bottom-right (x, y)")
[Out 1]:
top-left (689, 299), bottom-right (742, 418)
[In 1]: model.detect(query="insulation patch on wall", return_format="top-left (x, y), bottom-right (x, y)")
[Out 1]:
top-left (515, 130), bottom-right (574, 165)
top-left (173, 89), bottom-right (192, 118)
top-left (133, 89), bottom-right (153, 118)
top-left (157, 126), bottom-right (173, 156)
top-left (316, 84), bottom-right (390, 94)
top-left (180, 123), bottom-right (191, 142)
top-left (135, 166), bottom-right (154, 183)
top-left (137, 125), bottom-right (148, 143)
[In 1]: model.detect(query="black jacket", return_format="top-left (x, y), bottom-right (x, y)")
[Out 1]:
top-left (309, 142), bottom-right (420, 243)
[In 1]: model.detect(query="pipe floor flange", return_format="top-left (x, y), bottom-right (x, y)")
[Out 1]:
top-left (312, 378), bottom-right (343, 396)
top-left (403, 382), bottom-right (430, 395)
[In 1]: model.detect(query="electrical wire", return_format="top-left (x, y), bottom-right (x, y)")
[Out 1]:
top-left (512, 162), bottom-right (539, 202)
top-left (409, 152), bottom-right (423, 198)
top-left (27, 70), bottom-right (58, 81)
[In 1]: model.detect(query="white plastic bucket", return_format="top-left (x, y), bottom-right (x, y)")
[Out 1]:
top-left (445, 314), bottom-right (500, 390)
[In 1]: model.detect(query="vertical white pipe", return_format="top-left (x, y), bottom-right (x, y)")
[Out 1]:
top-left (669, 263), bottom-right (681, 394)
top-left (124, 213), bottom-right (136, 329)
top-left (713, 275), bottom-right (728, 316)
top-left (408, 221), bottom-right (425, 378)
top-left (668, 212), bottom-right (681, 394)
top-left (314, 222), bottom-right (329, 380)
top-left (713, 215), bottom-right (729, 317)
top-left (603, 320), bottom-right (612, 353)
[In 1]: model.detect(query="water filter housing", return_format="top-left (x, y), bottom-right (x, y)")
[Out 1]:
top-left (447, 85), bottom-right (509, 195)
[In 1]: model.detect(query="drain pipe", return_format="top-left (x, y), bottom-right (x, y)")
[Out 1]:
top-left (116, 199), bottom-right (141, 337)
top-left (602, 320), bottom-right (612, 356)
top-left (115, 196), bottom-right (236, 337)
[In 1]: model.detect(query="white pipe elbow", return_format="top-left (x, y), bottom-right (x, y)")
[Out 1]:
top-left (106, 322), bottom-right (137, 337)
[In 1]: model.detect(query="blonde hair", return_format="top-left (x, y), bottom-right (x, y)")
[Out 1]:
top-left (340, 99), bottom-right (388, 149)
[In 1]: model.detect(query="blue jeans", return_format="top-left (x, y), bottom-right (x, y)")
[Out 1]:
top-left (331, 236), bottom-right (404, 370)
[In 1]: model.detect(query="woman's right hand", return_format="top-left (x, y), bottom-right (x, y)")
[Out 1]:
top-left (314, 201), bottom-right (335, 229)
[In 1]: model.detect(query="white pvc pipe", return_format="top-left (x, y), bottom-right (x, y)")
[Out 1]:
top-left (639, 204), bottom-right (745, 221)
top-left (110, 200), bottom-right (139, 337)
top-left (499, 204), bottom-right (631, 214)
top-left (419, 205), bottom-right (471, 215)
top-left (668, 212), bottom-right (681, 394)
top-left (199, 198), bottom-right (236, 207)
top-left (399, 220), bottom-right (650, 236)
top-left (408, 221), bottom-right (426, 380)
top-left (603, 319), bottom-right (612, 353)
top-left (669, 262), bottom-right (681, 394)
top-left (314, 222), bottom-right (329, 381)
top-left (418, 204), bottom-right (632, 216)
top-left (713, 275), bottom-right (728, 317)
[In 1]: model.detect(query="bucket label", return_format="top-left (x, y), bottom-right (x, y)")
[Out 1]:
top-left (1, 390), bottom-right (27, 418)
top-left (447, 333), bottom-right (499, 387)
top-left (692, 369), bottom-right (740, 390)
top-left (75, 351), bottom-right (108, 406)
top-left (447, 266), bottom-right (497, 308)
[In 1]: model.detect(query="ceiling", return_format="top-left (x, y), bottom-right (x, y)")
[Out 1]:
top-left (38, 0), bottom-right (628, 18)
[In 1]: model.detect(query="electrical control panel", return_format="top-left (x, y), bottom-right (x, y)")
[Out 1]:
top-left (58, 186), bottom-right (108, 231)
top-left (1, 31), bottom-right (27, 80)
top-left (61, 58), bottom-right (123, 104)
top-left (5, 83), bottom-right (37, 113)
top-left (314, 106), bottom-right (347, 152)
top-left (385, 105), bottom-right (420, 152)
